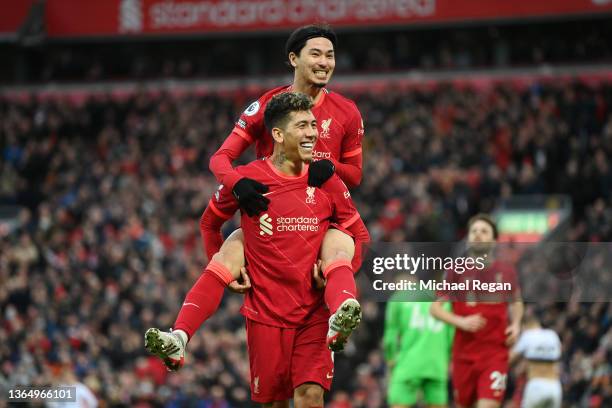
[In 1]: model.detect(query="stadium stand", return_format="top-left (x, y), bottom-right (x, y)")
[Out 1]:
top-left (1, 76), bottom-right (611, 406)
top-left (2, 18), bottom-right (612, 84)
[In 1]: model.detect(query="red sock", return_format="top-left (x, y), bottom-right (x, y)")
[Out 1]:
top-left (323, 260), bottom-right (357, 313)
top-left (173, 261), bottom-right (234, 340)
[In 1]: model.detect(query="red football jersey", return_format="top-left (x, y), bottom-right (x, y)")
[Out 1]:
top-left (208, 158), bottom-right (361, 328)
top-left (233, 85), bottom-right (364, 163)
top-left (441, 260), bottom-right (519, 362)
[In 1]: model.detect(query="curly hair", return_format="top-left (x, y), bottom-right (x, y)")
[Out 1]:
top-left (263, 92), bottom-right (314, 131)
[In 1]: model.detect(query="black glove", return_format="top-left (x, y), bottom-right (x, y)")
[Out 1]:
top-left (232, 178), bottom-right (270, 217)
top-left (308, 159), bottom-right (335, 187)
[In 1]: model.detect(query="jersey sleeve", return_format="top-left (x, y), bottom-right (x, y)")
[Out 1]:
top-left (200, 205), bottom-right (225, 261)
top-left (209, 96), bottom-right (268, 189)
top-left (341, 103), bottom-right (364, 161)
top-left (234, 98), bottom-right (267, 145)
top-left (332, 104), bottom-right (364, 187)
top-left (208, 183), bottom-right (239, 221)
top-left (324, 175), bottom-right (360, 229)
top-left (209, 132), bottom-right (252, 189)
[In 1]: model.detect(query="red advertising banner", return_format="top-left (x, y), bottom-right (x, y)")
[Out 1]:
top-left (46, 0), bottom-right (612, 38)
top-left (0, 0), bottom-right (35, 35)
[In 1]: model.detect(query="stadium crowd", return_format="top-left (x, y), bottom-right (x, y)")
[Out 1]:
top-left (3, 18), bottom-right (611, 84)
top-left (1, 78), bottom-right (612, 406)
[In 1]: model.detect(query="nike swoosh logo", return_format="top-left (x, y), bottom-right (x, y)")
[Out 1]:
top-left (342, 290), bottom-right (356, 297)
top-left (262, 191), bottom-right (276, 197)
top-left (326, 373), bottom-right (333, 379)
top-left (182, 302), bottom-right (201, 309)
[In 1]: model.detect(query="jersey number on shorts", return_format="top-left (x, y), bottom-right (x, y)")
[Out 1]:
top-left (489, 371), bottom-right (507, 391)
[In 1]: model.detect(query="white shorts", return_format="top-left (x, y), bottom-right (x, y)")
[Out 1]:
top-left (521, 378), bottom-right (562, 408)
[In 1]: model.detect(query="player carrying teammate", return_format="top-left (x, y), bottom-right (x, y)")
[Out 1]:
top-left (431, 214), bottom-right (524, 408)
top-left (204, 24), bottom-right (369, 351)
top-left (145, 92), bottom-right (364, 407)
top-left (510, 312), bottom-right (562, 408)
top-left (384, 279), bottom-right (454, 408)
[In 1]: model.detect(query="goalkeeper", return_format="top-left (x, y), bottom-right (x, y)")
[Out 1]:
top-left (384, 288), bottom-right (454, 408)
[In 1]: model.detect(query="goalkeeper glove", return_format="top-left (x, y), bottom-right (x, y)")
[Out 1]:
top-left (232, 178), bottom-right (270, 217)
top-left (308, 159), bottom-right (335, 187)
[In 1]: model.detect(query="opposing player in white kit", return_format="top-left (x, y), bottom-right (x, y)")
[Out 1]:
top-left (510, 313), bottom-right (562, 408)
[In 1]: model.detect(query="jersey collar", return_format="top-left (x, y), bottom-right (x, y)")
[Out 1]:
top-left (265, 157), bottom-right (309, 179)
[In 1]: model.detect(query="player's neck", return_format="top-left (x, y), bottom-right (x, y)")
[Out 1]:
top-left (270, 151), bottom-right (305, 176)
top-left (291, 78), bottom-right (325, 103)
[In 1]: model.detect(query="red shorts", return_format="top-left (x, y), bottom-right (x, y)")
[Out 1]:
top-left (452, 358), bottom-right (508, 406)
top-left (246, 318), bottom-right (334, 403)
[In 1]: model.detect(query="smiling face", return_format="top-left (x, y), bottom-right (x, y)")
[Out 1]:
top-left (272, 110), bottom-right (318, 163)
top-left (289, 37), bottom-right (335, 88)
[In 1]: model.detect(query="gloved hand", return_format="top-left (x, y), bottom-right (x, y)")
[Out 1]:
top-left (308, 159), bottom-right (335, 187)
top-left (232, 178), bottom-right (270, 216)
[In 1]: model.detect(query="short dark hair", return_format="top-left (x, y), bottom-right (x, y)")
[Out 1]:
top-left (467, 213), bottom-right (499, 239)
top-left (264, 92), bottom-right (314, 132)
top-left (285, 24), bottom-right (337, 58)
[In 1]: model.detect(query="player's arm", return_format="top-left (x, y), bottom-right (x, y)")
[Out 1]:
top-left (200, 198), bottom-right (235, 261)
top-left (430, 301), bottom-right (486, 332)
top-left (200, 181), bottom-right (241, 260)
top-left (506, 300), bottom-right (524, 346)
top-left (383, 302), bottom-right (401, 365)
top-left (308, 105), bottom-right (364, 188)
top-left (332, 150), bottom-right (362, 188)
top-left (505, 264), bottom-right (524, 346)
top-left (334, 105), bottom-right (365, 188)
top-left (200, 206), bottom-right (228, 261)
top-left (209, 131), bottom-right (253, 189)
top-left (209, 102), bottom-right (269, 216)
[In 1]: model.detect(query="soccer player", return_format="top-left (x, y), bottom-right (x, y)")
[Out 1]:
top-left (510, 312), bottom-right (562, 408)
top-left (383, 282), bottom-right (454, 408)
top-left (430, 214), bottom-right (524, 408)
top-left (146, 92), bottom-right (364, 407)
top-left (205, 24), bottom-right (368, 349)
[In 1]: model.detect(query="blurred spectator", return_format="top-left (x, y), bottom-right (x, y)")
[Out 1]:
top-left (1, 77), bottom-right (612, 406)
top-left (2, 18), bottom-right (612, 84)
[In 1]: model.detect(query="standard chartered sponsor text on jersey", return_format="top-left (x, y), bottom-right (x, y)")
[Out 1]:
top-left (276, 216), bottom-right (319, 232)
